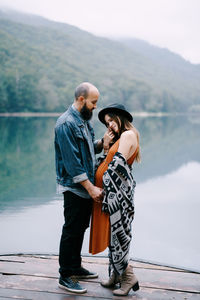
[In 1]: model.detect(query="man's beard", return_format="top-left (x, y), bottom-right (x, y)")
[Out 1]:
top-left (80, 103), bottom-right (93, 121)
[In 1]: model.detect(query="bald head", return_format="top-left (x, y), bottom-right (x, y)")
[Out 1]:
top-left (73, 82), bottom-right (100, 118)
top-left (74, 82), bottom-right (99, 100)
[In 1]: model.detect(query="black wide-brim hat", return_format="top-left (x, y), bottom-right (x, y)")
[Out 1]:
top-left (98, 103), bottom-right (133, 124)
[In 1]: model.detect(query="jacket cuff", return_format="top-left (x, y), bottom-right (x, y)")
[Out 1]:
top-left (73, 172), bottom-right (88, 183)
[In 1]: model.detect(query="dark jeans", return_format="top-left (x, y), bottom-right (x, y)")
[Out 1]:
top-left (59, 191), bottom-right (92, 277)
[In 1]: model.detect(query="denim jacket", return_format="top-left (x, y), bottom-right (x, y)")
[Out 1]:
top-left (54, 105), bottom-right (101, 192)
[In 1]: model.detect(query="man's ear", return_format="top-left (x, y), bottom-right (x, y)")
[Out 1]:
top-left (78, 95), bottom-right (86, 103)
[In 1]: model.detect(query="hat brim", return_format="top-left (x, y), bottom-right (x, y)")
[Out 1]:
top-left (98, 107), bottom-right (133, 124)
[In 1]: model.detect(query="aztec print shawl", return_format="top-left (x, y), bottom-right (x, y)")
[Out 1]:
top-left (102, 152), bottom-right (136, 275)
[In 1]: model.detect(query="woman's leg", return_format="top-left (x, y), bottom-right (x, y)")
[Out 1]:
top-left (101, 249), bottom-right (120, 287)
top-left (106, 247), bottom-right (139, 295)
top-left (113, 264), bottom-right (139, 296)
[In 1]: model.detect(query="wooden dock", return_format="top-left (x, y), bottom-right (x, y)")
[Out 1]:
top-left (0, 255), bottom-right (200, 299)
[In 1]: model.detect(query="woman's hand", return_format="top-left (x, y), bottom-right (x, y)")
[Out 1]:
top-left (103, 129), bottom-right (115, 150)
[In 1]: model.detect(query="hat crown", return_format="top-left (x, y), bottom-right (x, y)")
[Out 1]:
top-left (105, 103), bottom-right (126, 110)
top-left (98, 103), bottom-right (133, 124)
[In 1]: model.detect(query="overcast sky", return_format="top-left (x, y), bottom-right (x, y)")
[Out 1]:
top-left (0, 0), bottom-right (200, 64)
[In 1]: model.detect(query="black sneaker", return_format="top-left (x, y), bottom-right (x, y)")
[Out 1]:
top-left (58, 276), bottom-right (87, 293)
top-left (73, 267), bottom-right (98, 279)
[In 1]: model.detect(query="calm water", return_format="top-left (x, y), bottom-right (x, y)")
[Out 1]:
top-left (0, 114), bottom-right (200, 272)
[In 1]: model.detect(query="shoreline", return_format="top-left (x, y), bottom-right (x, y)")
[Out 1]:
top-left (0, 112), bottom-right (61, 117)
top-left (0, 112), bottom-right (200, 117)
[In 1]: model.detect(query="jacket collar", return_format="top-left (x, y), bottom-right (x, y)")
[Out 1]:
top-left (68, 104), bottom-right (85, 127)
top-left (68, 105), bottom-right (94, 135)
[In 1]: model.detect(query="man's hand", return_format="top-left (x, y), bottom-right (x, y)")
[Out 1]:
top-left (88, 185), bottom-right (104, 203)
top-left (80, 179), bottom-right (104, 202)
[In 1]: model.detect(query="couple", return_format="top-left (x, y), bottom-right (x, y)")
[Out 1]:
top-left (54, 82), bottom-right (141, 296)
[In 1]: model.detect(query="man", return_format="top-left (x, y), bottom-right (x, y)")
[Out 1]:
top-left (54, 82), bottom-right (104, 294)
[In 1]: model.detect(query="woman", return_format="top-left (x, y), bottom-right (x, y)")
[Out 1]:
top-left (89, 103), bottom-right (141, 296)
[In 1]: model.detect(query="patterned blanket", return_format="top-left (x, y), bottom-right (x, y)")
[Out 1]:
top-left (102, 152), bottom-right (136, 275)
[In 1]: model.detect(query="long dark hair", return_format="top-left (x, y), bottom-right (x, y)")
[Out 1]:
top-left (106, 113), bottom-right (141, 162)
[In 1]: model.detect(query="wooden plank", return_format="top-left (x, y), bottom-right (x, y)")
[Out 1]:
top-left (136, 267), bottom-right (200, 293)
top-left (1, 256), bottom-right (200, 293)
top-left (1, 255), bottom-right (200, 298)
top-left (1, 255), bottom-right (187, 272)
top-left (130, 260), bottom-right (188, 272)
top-left (0, 287), bottom-right (102, 300)
top-left (83, 257), bottom-right (187, 272)
top-left (0, 281), bottom-right (200, 300)
top-left (0, 254), bottom-right (190, 278)
top-left (0, 256), bottom-right (58, 278)
top-left (0, 274), bottom-right (137, 299)
top-left (0, 255), bottom-right (191, 276)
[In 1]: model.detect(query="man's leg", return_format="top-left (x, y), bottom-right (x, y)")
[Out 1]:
top-left (59, 191), bottom-right (92, 277)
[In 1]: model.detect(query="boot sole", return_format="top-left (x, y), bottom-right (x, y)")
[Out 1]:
top-left (74, 274), bottom-right (98, 279)
top-left (101, 280), bottom-right (120, 288)
top-left (113, 281), bottom-right (140, 296)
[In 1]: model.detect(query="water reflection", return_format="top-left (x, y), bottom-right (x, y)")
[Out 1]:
top-left (132, 115), bottom-right (200, 181)
top-left (1, 115), bottom-right (200, 212)
top-left (0, 117), bottom-right (56, 212)
top-left (0, 115), bottom-right (200, 271)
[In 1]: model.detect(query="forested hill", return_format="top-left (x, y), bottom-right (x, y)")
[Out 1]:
top-left (0, 9), bottom-right (200, 113)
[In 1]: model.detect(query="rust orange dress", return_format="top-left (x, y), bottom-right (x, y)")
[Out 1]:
top-left (89, 139), bottom-right (138, 255)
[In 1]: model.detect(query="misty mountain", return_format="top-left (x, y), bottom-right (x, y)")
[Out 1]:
top-left (0, 8), bottom-right (200, 112)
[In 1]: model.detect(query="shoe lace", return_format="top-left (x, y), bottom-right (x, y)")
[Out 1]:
top-left (70, 276), bottom-right (79, 284)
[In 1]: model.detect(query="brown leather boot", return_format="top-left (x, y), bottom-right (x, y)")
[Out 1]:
top-left (101, 270), bottom-right (120, 288)
top-left (113, 265), bottom-right (139, 296)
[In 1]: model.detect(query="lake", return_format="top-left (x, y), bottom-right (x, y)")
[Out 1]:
top-left (0, 113), bottom-right (200, 272)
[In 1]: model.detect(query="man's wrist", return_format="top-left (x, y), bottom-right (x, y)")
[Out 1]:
top-left (80, 179), bottom-right (94, 193)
